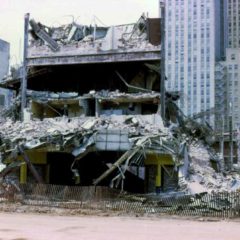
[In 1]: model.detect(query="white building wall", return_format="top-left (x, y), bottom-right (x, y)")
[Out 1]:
top-left (227, 0), bottom-right (240, 48)
top-left (225, 49), bottom-right (240, 129)
top-left (215, 48), bottom-right (240, 131)
top-left (165, 0), bottom-right (216, 124)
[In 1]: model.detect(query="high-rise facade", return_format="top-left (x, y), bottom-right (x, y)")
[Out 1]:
top-left (227, 0), bottom-right (240, 48)
top-left (165, 0), bottom-right (221, 123)
top-left (0, 39), bottom-right (9, 81)
top-left (215, 0), bottom-right (240, 131)
top-left (215, 0), bottom-right (227, 61)
top-left (226, 0), bottom-right (240, 131)
top-left (0, 39), bottom-right (11, 109)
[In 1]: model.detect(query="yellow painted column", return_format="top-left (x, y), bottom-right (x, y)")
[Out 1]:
top-left (20, 163), bottom-right (27, 184)
top-left (155, 163), bottom-right (162, 187)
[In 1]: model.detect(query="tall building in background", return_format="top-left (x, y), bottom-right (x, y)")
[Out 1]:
top-left (227, 0), bottom-right (240, 48)
top-left (0, 39), bottom-right (9, 81)
top-left (0, 39), bottom-right (11, 108)
top-left (215, 0), bottom-right (240, 131)
top-left (165, 0), bottom-right (225, 124)
top-left (215, 0), bottom-right (227, 61)
top-left (226, 0), bottom-right (240, 130)
top-left (224, 49), bottom-right (240, 128)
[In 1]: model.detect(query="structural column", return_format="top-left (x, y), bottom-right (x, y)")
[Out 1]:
top-left (20, 162), bottom-right (27, 184)
top-left (155, 163), bottom-right (162, 193)
top-left (160, 1), bottom-right (165, 122)
top-left (21, 13), bottom-right (30, 120)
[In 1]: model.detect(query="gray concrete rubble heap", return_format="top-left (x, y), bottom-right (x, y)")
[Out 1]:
top-left (1, 14), bottom-right (240, 197)
top-left (1, 111), bottom-right (240, 194)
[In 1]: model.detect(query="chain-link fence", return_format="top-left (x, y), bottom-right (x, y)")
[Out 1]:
top-left (1, 183), bottom-right (240, 218)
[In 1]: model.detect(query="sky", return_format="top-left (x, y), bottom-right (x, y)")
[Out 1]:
top-left (0, 0), bottom-right (159, 65)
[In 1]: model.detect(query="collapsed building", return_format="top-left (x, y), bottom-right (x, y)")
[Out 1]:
top-left (1, 14), bottom-right (240, 196)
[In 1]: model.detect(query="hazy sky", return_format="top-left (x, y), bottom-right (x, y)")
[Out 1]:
top-left (0, 0), bottom-right (159, 65)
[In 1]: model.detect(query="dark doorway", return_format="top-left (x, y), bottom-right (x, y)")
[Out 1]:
top-left (47, 152), bottom-right (75, 185)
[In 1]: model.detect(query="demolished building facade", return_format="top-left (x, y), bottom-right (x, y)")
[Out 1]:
top-left (1, 13), bottom-right (240, 196)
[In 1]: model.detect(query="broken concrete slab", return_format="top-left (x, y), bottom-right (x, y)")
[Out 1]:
top-left (29, 19), bottom-right (60, 52)
top-left (27, 15), bottom-right (160, 67)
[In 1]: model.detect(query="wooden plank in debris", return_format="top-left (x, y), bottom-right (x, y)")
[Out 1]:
top-left (93, 147), bottom-right (140, 186)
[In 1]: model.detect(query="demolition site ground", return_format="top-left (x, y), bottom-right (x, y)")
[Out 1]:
top-left (0, 211), bottom-right (240, 240)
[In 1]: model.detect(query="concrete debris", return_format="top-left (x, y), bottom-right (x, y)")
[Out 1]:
top-left (29, 19), bottom-right (60, 52)
top-left (72, 135), bottom-right (95, 158)
top-left (27, 89), bottom-right (159, 103)
top-left (81, 119), bottom-right (98, 130)
top-left (182, 143), bottom-right (240, 194)
top-left (1, 108), bottom-right (239, 194)
top-left (88, 89), bottom-right (159, 99)
top-left (1, 102), bottom-right (240, 196)
top-left (0, 114), bottom-right (168, 154)
top-left (2, 84), bottom-right (239, 195)
top-left (28, 15), bottom-right (159, 56)
top-left (1, 12), bottom-right (240, 202)
top-left (27, 90), bottom-right (79, 100)
top-left (0, 96), bottom-right (21, 121)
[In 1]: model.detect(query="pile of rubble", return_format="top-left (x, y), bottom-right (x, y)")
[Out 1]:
top-left (0, 114), bottom-right (169, 160)
top-left (1, 87), bottom-right (240, 195)
top-left (184, 143), bottom-right (240, 194)
top-left (0, 114), bottom-right (165, 142)
top-left (1, 111), bottom-right (240, 194)
top-left (27, 89), bottom-right (160, 103)
top-left (28, 14), bottom-right (159, 56)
